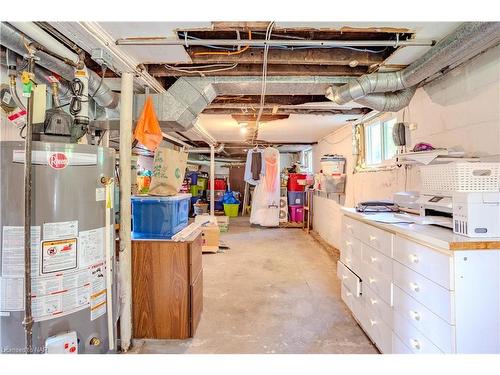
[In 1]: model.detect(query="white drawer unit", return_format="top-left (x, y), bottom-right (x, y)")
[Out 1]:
top-left (359, 222), bottom-right (394, 258)
top-left (337, 261), bottom-right (362, 297)
top-left (363, 283), bottom-right (393, 327)
top-left (393, 236), bottom-right (454, 290)
top-left (340, 236), bottom-right (363, 275)
top-left (392, 333), bottom-right (413, 354)
top-left (361, 260), bottom-right (393, 306)
top-left (363, 293), bottom-right (393, 353)
top-left (362, 243), bottom-right (392, 278)
top-left (393, 285), bottom-right (455, 353)
top-left (393, 261), bottom-right (454, 324)
top-left (393, 312), bottom-right (444, 354)
top-left (339, 212), bottom-right (500, 354)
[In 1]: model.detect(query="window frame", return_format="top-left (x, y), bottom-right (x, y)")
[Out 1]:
top-left (361, 114), bottom-right (398, 169)
top-left (302, 148), bottom-right (313, 173)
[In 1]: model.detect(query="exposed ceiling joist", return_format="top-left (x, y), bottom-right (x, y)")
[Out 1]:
top-left (204, 108), bottom-right (370, 116)
top-left (184, 47), bottom-right (387, 66)
top-left (231, 114), bottom-right (290, 122)
top-left (150, 63), bottom-right (368, 77)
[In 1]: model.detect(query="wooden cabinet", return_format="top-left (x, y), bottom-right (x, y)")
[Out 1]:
top-left (132, 232), bottom-right (203, 339)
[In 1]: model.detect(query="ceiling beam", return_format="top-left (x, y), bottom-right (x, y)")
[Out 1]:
top-left (149, 63), bottom-right (368, 77)
top-left (181, 47), bottom-right (386, 66)
top-left (231, 114), bottom-right (290, 122)
top-left (211, 95), bottom-right (330, 105)
top-left (204, 108), bottom-right (370, 116)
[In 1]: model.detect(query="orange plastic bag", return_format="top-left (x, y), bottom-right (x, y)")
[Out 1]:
top-left (134, 96), bottom-right (163, 151)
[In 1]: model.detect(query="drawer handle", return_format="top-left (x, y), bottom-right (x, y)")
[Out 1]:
top-left (409, 339), bottom-right (421, 350)
top-left (409, 282), bottom-right (420, 292)
top-left (409, 254), bottom-right (419, 264)
top-left (409, 310), bottom-right (421, 321)
top-left (369, 298), bottom-right (378, 305)
top-left (370, 256), bottom-right (377, 263)
top-left (346, 291), bottom-right (353, 297)
top-left (369, 235), bottom-right (377, 242)
top-left (345, 241), bottom-right (353, 246)
top-left (368, 277), bottom-right (376, 284)
top-left (369, 319), bottom-right (377, 327)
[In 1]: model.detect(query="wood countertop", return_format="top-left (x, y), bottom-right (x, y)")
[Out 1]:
top-left (342, 208), bottom-right (500, 251)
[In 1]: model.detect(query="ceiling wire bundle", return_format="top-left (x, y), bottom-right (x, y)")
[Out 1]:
top-left (251, 21), bottom-right (275, 145)
top-left (164, 63), bottom-right (238, 76)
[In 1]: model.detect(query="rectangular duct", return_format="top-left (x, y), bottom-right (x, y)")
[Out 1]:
top-left (134, 77), bottom-right (217, 131)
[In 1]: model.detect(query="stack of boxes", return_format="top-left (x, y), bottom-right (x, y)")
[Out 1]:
top-left (287, 173), bottom-right (307, 223)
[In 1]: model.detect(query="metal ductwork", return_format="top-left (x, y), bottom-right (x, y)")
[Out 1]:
top-left (0, 22), bottom-right (119, 110)
top-left (134, 75), bottom-right (354, 131)
top-left (326, 22), bottom-right (500, 112)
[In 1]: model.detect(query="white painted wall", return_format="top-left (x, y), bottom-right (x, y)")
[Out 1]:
top-left (312, 44), bottom-right (500, 249)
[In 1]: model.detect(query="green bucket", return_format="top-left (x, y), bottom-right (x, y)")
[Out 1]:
top-left (190, 185), bottom-right (200, 196)
top-left (223, 203), bottom-right (239, 217)
top-left (197, 177), bottom-right (208, 190)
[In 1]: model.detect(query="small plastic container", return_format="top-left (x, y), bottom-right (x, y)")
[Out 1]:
top-left (287, 191), bottom-right (305, 206)
top-left (224, 203), bottom-right (239, 217)
top-left (190, 185), bottom-right (201, 196)
top-left (211, 178), bottom-right (226, 191)
top-left (194, 203), bottom-right (209, 215)
top-left (288, 173), bottom-right (307, 191)
top-left (131, 194), bottom-right (191, 239)
top-left (197, 177), bottom-right (208, 190)
top-left (289, 205), bottom-right (304, 223)
top-left (214, 200), bottom-right (224, 211)
top-left (186, 171), bottom-right (198, 185)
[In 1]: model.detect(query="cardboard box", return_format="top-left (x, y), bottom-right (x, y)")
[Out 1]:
top-left (201, 224), bottom-right (220, 253)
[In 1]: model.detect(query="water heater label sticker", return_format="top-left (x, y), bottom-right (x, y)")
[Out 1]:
top-left (90, 263), bottom-right (107, 321)
top-left (32, 284), bottom-right (91, 322)
top-left (1, 226), bottom-right (41, 278)
top-left (13, 150), bottom-right (97, 166)
top-left (43, 220), bottom-right (78, 241)
top-left (41, 238), bottom-right (78, 274)
top-left (79, 228), bottom-right (105, 267)
top-left (96, 188), bottom-right (106, 202)
top-left (31, 268), bottom-right (90, 297)
top-left (0, 277), bottom-right (24, 311)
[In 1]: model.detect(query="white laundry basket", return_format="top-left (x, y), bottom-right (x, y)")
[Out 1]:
top-left (419, 162), bottom-right (500, 193)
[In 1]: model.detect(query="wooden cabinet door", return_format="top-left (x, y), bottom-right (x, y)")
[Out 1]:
top-left (190, 270), bottom-right (203, 336)
top-left (190, 234), bottom-right (203, 284)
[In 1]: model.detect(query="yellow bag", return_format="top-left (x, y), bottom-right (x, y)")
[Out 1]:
top-left (149, 147), bottom-right (188, 196)
top-left (134, 96), bottom-right (163, 151)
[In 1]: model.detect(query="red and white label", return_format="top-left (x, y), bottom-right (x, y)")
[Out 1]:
top-left (48, 153), bottom-right (69, 170)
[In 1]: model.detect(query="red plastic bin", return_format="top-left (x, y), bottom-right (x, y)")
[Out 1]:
top-left (287, 173), bottom-right (307, 191)
top-left (209, 178), bottom-right (227, 191)
top-left (289, 205), bottom-right (304, 223)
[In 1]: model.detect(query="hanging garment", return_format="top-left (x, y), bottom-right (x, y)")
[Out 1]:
top-left (251, 151), bottom-right (262, 180)
top-left (250, 147), bottom-right (281, 227)
top-left (244, 149), bottom-right (266, 185)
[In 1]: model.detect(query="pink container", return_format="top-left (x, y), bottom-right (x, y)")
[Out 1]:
top-left (289, 205), bottom-right (304, 223)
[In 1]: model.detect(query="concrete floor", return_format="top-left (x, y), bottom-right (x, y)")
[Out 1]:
top-left (130, 217), bottom-right (377, 354)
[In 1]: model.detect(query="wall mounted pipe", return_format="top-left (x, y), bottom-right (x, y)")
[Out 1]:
top-left (326, 22), bottom-right (500, 111)
top-left (10, 22), bottom-right (80, 64)
top-left (118, 72), bottom-right (134, 352)
top-left (188, 143), bottom-right (225, 154)
top-left (0, 22), bottom-right (119, 109)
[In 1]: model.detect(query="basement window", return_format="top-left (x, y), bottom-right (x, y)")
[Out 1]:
top-left (363, 117), bottom-right (397, 167)
top-left (302, 148), bottom-right (313, 173)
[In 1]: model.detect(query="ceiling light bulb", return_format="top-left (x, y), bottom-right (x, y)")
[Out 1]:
top-left (349, 60), bottom-right (359, 68)
top-left (240, 127), bottom-right (248, 135)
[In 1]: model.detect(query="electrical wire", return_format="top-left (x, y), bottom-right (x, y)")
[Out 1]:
top-left (193, 31), bottom-right (252, 56)
top-left (252, 21), bottom-right (275, 143)
top-left (69, 78), bottom-right (88, 116)
top-left (90, 65), bottom-right (107, 99)
top-left (177, 32), bottom-right (388, 53)
top-left (164, 63), bottom-right (239, 75)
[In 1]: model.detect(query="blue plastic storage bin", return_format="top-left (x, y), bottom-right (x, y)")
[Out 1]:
top-left (131, 194), bottom-right (191, 239)
top-left (287, 191), bottom-right (305, 206)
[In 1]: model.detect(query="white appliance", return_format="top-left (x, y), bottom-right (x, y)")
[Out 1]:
top-left (452, 192), bottom-right (500, 237)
